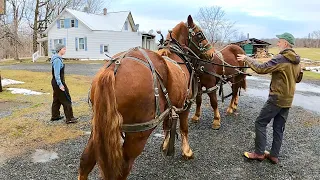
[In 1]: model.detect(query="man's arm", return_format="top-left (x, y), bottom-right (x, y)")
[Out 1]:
top-left (296, 65), bottom-right (303, 83)
top-left (244, 55), bottom-right (284, 74)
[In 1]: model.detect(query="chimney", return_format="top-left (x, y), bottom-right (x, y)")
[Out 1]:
top-left (103, 8), bottom-right (107, 15)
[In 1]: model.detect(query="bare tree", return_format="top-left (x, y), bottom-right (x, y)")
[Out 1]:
top-left (234, 31), bottom-right (247, 42)
top-left (7, 0), bottom-right (27, 60)
top-left (82, 0), bottom-right (105, 13)
top-left (1, 0), bottom-right (109, 59)
top-left (311, 30), bottom-right (320, 48)
top-left (195, 6), bottom-right (238, 47)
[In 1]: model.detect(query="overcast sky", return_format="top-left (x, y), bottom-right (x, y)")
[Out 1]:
top-left (106, 0), bottom-right (320, 39)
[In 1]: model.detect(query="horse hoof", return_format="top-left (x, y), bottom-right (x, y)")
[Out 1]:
top-left (212, 123), bottom-right (221, 130)
top-left (212, 125), bottom-right (220, 130)
top-left (226, 108), bottom-right (233, 114)
top-left (191, 116), bottom-right (200, 123)
top-left (182, 153), bottom-right (194, 160)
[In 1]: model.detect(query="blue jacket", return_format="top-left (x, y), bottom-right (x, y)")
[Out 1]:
top-left (51, 54), bottom-right (64, 87)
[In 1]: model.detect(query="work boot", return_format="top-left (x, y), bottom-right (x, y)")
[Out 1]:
top-left (264, 151), bottom-right (279, 164)
top-left (66, 117), bottom-right (78, 124)
top-left (50, 115), bottom-right (64, 121)
top-left (243, 151), bottom-right (265, 161)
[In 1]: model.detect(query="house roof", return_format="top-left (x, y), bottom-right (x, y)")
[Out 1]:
top-left (232, 38), bottom-right (271, 45)
top-left (44, 8), bottom-right (134, 33)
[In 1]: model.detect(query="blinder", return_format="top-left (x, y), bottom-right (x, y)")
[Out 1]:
top-left (186, 24), bottom-right (212, 54)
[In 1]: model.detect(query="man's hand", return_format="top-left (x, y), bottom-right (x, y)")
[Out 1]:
top-left (237, 54), bottom-right (247, 61)
top-left (59, 85), bottom-right (65, 91)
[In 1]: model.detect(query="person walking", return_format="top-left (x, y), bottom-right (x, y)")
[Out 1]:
top-left (237, 32), bottom-right (303, 164)
top-left (50, 43), bottom-right (78, 124)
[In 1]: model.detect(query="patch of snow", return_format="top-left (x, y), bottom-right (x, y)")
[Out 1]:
top-left (1, 79), bottom-right (24, 86)
top-left (7, 88), bottom-right (49, 95)
top-left (32, 149), bottom-right (59, 163)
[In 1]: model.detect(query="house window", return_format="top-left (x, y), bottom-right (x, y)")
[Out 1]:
top-left (79, 38), bottom-right (85, 50)
top-left (103, 45), bottom-right (109, 53)
top-left (124, 21), bottom-right (128, 31)
top-left (71, 19), bottom-right (75, 27)
top-left (60, 19), bottom-right (65, 28)
top-left (54, 39), bottom-right (63, 46)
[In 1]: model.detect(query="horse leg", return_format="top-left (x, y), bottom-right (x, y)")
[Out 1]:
top-left (162, 116), bottom-right (171, 154)
top-left (118, 132), bottom-right (152, 180)
top-left (227, 80), bottom-right (241, 114)
top-left (191, 92), bottom-right (202, 123)
top-left (229, 82), bottom-right (241, 113)
top-left (232, 93), bottom-right (239, 111)
top-left (179, 109), bottom-right (194, 159)
top-left (78, 135), bottom-right (96, 180)
top-left (226, 94), bottom-right (236, 114)
top-left (208, 91), bottom-right (221, 130)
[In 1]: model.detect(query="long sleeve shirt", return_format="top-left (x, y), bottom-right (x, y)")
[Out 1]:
top-left (51, 54), bottom-right (64, 87)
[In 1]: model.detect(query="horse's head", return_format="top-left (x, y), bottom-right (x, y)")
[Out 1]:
top-left (168, 15), bottom-right (214, 60)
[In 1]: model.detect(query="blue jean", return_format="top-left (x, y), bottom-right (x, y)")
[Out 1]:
top-left (254, 99), bottom-right (289, 157)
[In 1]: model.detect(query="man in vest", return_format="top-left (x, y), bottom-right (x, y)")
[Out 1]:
top-left (50, 43), bottom-right (78, 124)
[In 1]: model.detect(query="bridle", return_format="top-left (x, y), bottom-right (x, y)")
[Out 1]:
top-left (185, 23), bottom-right (213, 55)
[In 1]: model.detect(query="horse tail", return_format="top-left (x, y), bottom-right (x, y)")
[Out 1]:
top-left (92, 70), bottom-right (123, 180)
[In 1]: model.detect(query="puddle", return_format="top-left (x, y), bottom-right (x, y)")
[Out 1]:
top-left (245, 88), bottom-right (320, 114)
top-left (247, 76), bottom-right (320, 94)
top-left (32, 149), bottom-right (58, 163)
top-left (296, 82), bottom-right (320, 94)
top-left (7, 88), bottom-right (49, 95)
top-left (1, 79), bottom-right (25, 86)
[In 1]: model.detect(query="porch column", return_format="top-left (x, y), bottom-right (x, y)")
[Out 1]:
top-left (39, 42), bottom-right (42, 56)
top-left (143, 36), bottom-right (147, 49)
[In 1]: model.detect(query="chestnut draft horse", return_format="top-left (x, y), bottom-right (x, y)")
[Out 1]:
top-left (191, 44), bottom-right (248, 129)
top-left (78, 15), bottom-right (215, 180)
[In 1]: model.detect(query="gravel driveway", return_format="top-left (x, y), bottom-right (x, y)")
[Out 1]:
top-left (1, 62), bottom-right (319, 180)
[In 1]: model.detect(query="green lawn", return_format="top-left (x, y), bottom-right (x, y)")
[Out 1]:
top-left (302, 71), bottom-right (320, 80)
top-left (269, 47), bottom-right (320, 60)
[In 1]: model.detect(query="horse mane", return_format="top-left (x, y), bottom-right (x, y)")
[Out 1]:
top-left (157, 22), bottom-right (186, 57)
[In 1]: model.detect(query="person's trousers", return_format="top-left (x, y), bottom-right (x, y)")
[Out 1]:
top-left (51, 81), bottom-right (74, 121)
top-left (254, 99), bottom-right (289, 158)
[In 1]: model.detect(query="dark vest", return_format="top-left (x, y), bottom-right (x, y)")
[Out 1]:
top-left (51, 59), bottom-right (65, 87)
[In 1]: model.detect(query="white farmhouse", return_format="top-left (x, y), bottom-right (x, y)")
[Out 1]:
top-left (40, 8), bottom-right (156, 60)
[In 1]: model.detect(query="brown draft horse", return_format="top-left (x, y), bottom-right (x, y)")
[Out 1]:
top-left (191, 44), bottom-right (247, 129)
top-left (78, 15), bottom-right (215, 180)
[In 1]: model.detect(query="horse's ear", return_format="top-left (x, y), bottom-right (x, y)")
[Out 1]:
top-left (187, 15), bottom-right (193, 27)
